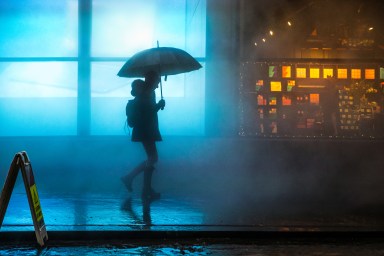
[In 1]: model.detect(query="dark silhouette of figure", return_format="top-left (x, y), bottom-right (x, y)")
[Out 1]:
top-left (121, 71), bottom-right (165, 202)
top-left (323, 81), bottom-right (339, 136)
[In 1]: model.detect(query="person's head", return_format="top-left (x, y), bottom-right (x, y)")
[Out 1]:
top-left (144, 70), bottom-right (160, 90)
top-left (131, 79), bottom-right (145, 97)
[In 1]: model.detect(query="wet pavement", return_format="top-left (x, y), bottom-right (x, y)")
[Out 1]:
top-left (1, 192), bottom-right (384, 255)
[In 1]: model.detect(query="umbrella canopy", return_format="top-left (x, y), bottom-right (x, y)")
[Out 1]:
top-left (117, 47), bottom-right (202, 78)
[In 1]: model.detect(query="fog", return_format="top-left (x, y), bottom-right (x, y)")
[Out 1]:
top-left (1, 0), bottom-right (384, 227)
top-left (1, 136), bottom-right (384, 225)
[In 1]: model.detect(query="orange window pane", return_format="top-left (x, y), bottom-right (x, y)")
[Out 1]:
top-left (351, 69), bottom-right (361, 79)
top-left (270, 81), bottom-right (282, 92)
top-left (337, 68), bottom-right (347, 79)
top-left (310, 68), bottom-right (320, 78)
top-left (296, 68), bottom-right (306, 78)
top-left (310, 94), bottom-right (319, 105)
top-left (282, 66), bottom-right (291, 78)
top-left (282, 95), bottom-right (291, 106)
top-left (257, 95), bottom-right (266, 105)
top-left (365, 69), bottom-right (375, 79)
top-left (323, 68), bottom-right (334, 78)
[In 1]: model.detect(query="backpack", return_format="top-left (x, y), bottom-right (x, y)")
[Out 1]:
top-left (126, 100), bottom-right (137, 128)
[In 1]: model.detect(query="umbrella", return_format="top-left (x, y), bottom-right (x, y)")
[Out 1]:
top-left (117, 46), bottom-right (202, 98)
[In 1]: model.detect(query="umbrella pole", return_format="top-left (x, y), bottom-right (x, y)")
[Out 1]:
top-left (156, 41), bottom-right (163, 99)
top-left (160, 78), bottom-right (163, 99)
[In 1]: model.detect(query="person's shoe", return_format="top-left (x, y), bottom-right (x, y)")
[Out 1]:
top-left (121, 175), bottom-right (134, 192)
top-left (142, 190), bottom-right (161, 202)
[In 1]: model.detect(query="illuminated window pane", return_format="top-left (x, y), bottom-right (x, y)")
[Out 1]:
top-left (287, 80), bottom-right (295, 91)
top-left (0, 62), bottom-right (77, 136)
top-left (337, 68), bottom-right (347, 79)
top-left (0, 1), bottom-right (78, 57)
top-left (351, 69), bottom-right (361, 79)
top-left (323, 68), bottom-right (334, 78)
top-left (310, 68), bottom-right (320, 78)
top-left (91, 62), bottom-right (205, 136)
top-left (282, 66), bottom-right (291, 78)
top-left (92, 0), bottom-right (206, 57)
top-left (310, 94), bottom-right (319, 105)
top-left (296, 68), bottom-right (306, 78)
top-left (269, 97), bottom-right (277, 105)
top-left (380, 67), bottom-right (384, 79)
top-left (282, 95), bottom-right (291, 105)
top-left (365, 69), bottom-right (375, 79)
top-left (255, 80), bottom-right (263, 92)
top-left (270, 81), bottom-right (282, 92)
top-left (269, 66), bottom-right (278, 78)
top-left (257, 95), bottom-right (266, 105)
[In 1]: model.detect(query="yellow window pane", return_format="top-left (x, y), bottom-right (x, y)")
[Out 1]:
top-left (365, 69), bottom-right (375, 79)
top-left (270, 81), bottom-right (282, 92)
top-left (351, 69), bottom-right (361, 79)
top-left (310, 68), bottom-right (320, 78)
top-left (282, 66), bottom-right (291, 78)
top-left (296, 68), bottom-right (306, 78)
top-left (337, 68), bottom-right (347, 79)
top-left (323, 68), bottom-right (334, 78)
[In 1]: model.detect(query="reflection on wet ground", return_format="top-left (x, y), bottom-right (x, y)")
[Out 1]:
top-left (2, 192), bottom-right (384, 255)
top-left (2, 192), bottom-right (384, 232)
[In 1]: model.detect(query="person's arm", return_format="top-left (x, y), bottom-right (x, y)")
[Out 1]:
top-left (155, 99), bottom-right (165, 111)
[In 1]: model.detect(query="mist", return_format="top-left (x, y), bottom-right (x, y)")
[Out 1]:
top-left (1, 0), bottom-right (384, 229)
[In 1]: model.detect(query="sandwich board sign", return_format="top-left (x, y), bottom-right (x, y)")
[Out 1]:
top-left (0, 151), bottom-right (48, 246)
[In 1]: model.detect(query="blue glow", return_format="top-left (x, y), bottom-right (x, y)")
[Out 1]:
top-left (0, 62), bottom-right (77, 136)
top-left (0, 0), bottom-right (206, 136)
top-left (0, 0), bottom-right (78, 57)
top-left (92, 0), bottom-right (206, 57)
top-left (91, 63), bottom-right (205, 136)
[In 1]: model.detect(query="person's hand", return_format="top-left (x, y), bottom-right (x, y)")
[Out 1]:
top-left (158, 99), bottom-right (165, 110)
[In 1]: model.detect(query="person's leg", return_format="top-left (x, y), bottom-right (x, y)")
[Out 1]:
top-left (142, 141), bottom-right (160, 201)
top-left (121, 160), bottom-right (146, 192)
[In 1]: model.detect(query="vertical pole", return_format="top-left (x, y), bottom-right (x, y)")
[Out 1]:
top-left (77, 0), bottom-right (92, 136)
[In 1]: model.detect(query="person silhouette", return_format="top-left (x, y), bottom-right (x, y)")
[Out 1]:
top-left (121, 71), bottom-right (165, 202)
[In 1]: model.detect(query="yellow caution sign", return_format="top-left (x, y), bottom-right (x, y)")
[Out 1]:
top-left (30, 184), bottom-right (43, 222)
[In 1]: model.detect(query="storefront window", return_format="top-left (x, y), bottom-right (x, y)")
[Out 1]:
top-left (269, 66), bottom-right (278, 78)
top-left (270, 81), bottom-right (282, 92)
top-left (0, 0), bottom-right (78, 57)
top-left (282, 66), bottom-right (291, 78)
top-left (337, 68), bottom-right (348, 79)
top-left (323, 68), bottom-right (334, 78)
top-left (351, 69), bottom-right (361, 79)
top-left (296, 68), bottom-right (306, 78)
top-left (90, 0), bottom-right (206, 136)
top-left (0, 62), bottom-right (77, 136)
top-left (310, 68), bottom-right (319, 78)
top-left (365, 69), bottom-right (375, 79)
